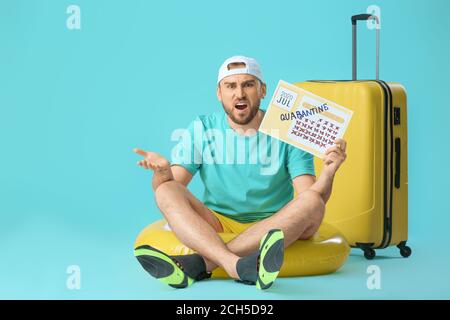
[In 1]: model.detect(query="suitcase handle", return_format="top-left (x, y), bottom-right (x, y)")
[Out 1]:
top-left (395, 138), bottom-right (401, 188)
top-left (351, 14), bottom-right (380, 80)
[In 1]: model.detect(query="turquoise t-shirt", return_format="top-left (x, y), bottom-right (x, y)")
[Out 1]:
top-left (170, 109), bottom-right (315, 223)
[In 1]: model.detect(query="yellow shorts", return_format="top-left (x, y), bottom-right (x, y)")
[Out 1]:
top-left (209, 208), bottom-right (258, 234)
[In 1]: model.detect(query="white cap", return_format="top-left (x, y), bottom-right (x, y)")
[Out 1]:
top-left (217, 55), bottom-right (264, 84)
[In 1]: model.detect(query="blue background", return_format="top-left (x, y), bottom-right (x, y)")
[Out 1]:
top-left (1, 0), bottom-right (449, 299)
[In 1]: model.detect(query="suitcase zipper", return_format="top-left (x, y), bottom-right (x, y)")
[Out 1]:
top-left (376, 80), bottom-right (394, 249)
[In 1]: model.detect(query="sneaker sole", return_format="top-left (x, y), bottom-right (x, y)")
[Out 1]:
top-left (256, 229), bottom-right (285, 290)
top-left (134, 245), bottom-right (194, 289)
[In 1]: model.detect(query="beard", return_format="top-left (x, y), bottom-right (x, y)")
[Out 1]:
top-left (222, 100), bottom-right (260, 125)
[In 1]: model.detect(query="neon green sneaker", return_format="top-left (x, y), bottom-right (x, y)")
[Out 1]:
top-left (134, 245), bottom-right (195, 289)
top-left (256, 229), bottom-right (285, 290)
top-left (236, 229), bottom-right (285, 290)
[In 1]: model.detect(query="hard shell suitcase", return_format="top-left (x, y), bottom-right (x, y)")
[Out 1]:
top-left (295, 14), bottom-right (411, 259)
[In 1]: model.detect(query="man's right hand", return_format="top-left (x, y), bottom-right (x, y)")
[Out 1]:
top-left (133, 148), bottom-right (171, 172)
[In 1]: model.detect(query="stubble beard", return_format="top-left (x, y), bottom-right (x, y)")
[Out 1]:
top-left (223, 100), bottom-right (260, 126)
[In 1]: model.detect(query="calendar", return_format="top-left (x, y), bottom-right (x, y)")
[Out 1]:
top-left (259, 80), bottom-right (353, 159)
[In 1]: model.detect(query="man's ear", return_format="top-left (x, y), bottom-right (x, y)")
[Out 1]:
top-left (216, 85), bottom-right (223, 102)
top-left (260, 82), bottom-right (267, 99)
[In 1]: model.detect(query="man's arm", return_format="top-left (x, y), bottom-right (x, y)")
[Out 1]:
top-left (292, 173), bottom-right (333, 204)
top-left (170, 165), bottom-right (194, 186)
top-left (292, 138), bottom-right (347, 204)
top-left (134, 149), bottom-right (193, 192)
top-left (310, 138), bottom-right (347, 202)
top-left (150, 165), bottom-right (193, 191)
top-left (308, 170), bottom-right (334, 204)
top-left (292, 174), bottom-right (315, 195)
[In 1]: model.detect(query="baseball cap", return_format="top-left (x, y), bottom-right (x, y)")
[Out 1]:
top-left (217, 55), bottom-right (265, 85)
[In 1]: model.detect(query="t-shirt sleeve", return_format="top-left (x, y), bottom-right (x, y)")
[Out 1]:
top-left (170, 117), bottom-right (203, 175)
top-left (286, 145), bottom-right (316, 179)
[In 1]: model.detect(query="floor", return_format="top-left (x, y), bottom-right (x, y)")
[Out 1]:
top-left (1, 214), bottom-right (448, 300)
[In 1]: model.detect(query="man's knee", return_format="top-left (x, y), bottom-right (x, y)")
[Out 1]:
top-left (298, 224), bottom-right (320, 240)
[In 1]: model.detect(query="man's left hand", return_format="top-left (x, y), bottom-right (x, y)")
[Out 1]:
top-left (322, 138), bottom-right (347, 176)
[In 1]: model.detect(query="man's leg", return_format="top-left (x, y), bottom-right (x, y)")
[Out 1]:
top-left (154, 180), bottom-right (241, 279)
top-left (202, 190), bottom-right (325, 272)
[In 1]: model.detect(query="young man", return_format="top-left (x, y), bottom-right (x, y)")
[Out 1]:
top-left (133, 56), bottom-right (347, 290)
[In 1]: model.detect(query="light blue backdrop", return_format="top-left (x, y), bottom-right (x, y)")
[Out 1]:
top-left (1, 0), bottom-right (449, 299)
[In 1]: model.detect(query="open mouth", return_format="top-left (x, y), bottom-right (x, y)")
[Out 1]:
top-left (235, 102), bottom-right (248, 111)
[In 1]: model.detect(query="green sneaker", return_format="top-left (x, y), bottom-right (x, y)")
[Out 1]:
top-left (236, 229), bottom-right (285, 290)
top-left (256, 229), bottom-right (285, 290)
top-left (134, 245), bottom-right (195, 289)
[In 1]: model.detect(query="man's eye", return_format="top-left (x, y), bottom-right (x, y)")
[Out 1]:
top-left (245, 83), bottom-right (254, 87)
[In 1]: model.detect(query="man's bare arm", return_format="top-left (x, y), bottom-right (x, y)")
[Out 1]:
top-left (134, 148), bottom-right (174, 191)
top-left (170, 165), bottom-right (194, 186)
top-left (309, 170), bottom-right (334, 203)
top-left (292, 174), bottom-right (315, 193)
top-left (305, 138), bottom-right (347, 203)
top-left (151, 165), bottom-right (174, 191)
top-left (134, 148), bottom-right (194, 191)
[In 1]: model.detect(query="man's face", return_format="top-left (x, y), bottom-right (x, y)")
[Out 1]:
top-left (217, 73), bottom-right (266, 125)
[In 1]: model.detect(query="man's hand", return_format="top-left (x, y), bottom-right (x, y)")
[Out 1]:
top-left (134, 148), bottom-right (171, 172)
top-left (306, 139), bottom-right (347, 203)
top-left (134, 148), bottom-right (174, 191)
top-left (322, 138), bottom-right (347, 177)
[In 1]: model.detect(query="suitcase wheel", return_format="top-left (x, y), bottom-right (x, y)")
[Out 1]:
top-left (355, 243), bottom-right (377, 260)
top-left (363, 248), bottom-right (376, 260)
top-left (397, 241), bottom-right (412, 258)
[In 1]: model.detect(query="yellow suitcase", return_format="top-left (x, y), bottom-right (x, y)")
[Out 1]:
top-left (295, 14), bottom-right (410, 259)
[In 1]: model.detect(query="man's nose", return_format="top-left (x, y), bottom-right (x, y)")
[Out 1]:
top-left (235, 86), bottom-right (245, 99)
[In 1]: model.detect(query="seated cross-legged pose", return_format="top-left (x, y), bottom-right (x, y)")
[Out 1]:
top-left (133, 55), bottom-right (347, 290)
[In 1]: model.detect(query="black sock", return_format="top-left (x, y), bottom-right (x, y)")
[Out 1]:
top-left (171, 254), bottom-right (212, 281)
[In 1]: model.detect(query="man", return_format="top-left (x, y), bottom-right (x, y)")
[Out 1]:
top-left (133, 56), bottom-right (347, 290)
